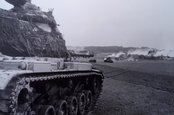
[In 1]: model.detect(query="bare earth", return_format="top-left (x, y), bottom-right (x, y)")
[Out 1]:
top-left (90, 61), bottom-right (174, 115)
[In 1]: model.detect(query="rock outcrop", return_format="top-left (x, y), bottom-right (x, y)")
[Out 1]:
top-left (0, 0), bottom-right (67, 57)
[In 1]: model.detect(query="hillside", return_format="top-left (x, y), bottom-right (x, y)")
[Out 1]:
top-left (84, 46), bottom-right (150, 54)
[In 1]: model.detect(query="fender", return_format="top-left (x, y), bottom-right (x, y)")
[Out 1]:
top-left (0, 70), bottom-right (32, 90)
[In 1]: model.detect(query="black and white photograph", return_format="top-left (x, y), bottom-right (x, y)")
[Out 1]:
top-left (0, 0), bottom-right (174, 115)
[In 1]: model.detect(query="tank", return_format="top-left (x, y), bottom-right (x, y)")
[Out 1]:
top-left (0, 1), bottom-right (104, 115)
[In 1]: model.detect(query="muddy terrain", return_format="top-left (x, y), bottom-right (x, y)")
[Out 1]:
top-left (90, 61), bottom-right (174, 115)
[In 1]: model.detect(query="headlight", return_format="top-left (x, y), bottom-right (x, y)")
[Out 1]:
top-left (18, 62), bottom-right (27, 70)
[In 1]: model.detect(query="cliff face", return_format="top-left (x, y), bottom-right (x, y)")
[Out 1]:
top-left (0, 1), bottom-right (67, 57)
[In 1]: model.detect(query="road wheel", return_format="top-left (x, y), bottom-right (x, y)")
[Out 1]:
top-left (39, 105), bottom-right (56, 115)
top-left (56, 100), bottom-right (68, 115)
top-left (67, 96), bottom-right (78, 115)
top-left (85, 91), bottom-right (92, 111)
top-left (78, 93), bottom-right (86, 115)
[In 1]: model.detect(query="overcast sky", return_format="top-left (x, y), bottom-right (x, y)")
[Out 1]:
top-left (1, 0), bottom-right (174, 49)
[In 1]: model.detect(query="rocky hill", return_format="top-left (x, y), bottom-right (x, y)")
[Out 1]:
top-left (0, 0), bottom-right (67, 57)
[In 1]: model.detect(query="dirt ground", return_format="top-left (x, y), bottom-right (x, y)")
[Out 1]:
top-left (90, 61), bottom-right (174, 115)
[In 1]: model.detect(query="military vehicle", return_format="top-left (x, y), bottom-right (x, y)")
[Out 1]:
top-left (0, 0), bottom-right (104, 115)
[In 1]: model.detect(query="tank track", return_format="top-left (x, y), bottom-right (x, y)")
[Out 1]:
top-left (0, 70), bottom-right (104, 115)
